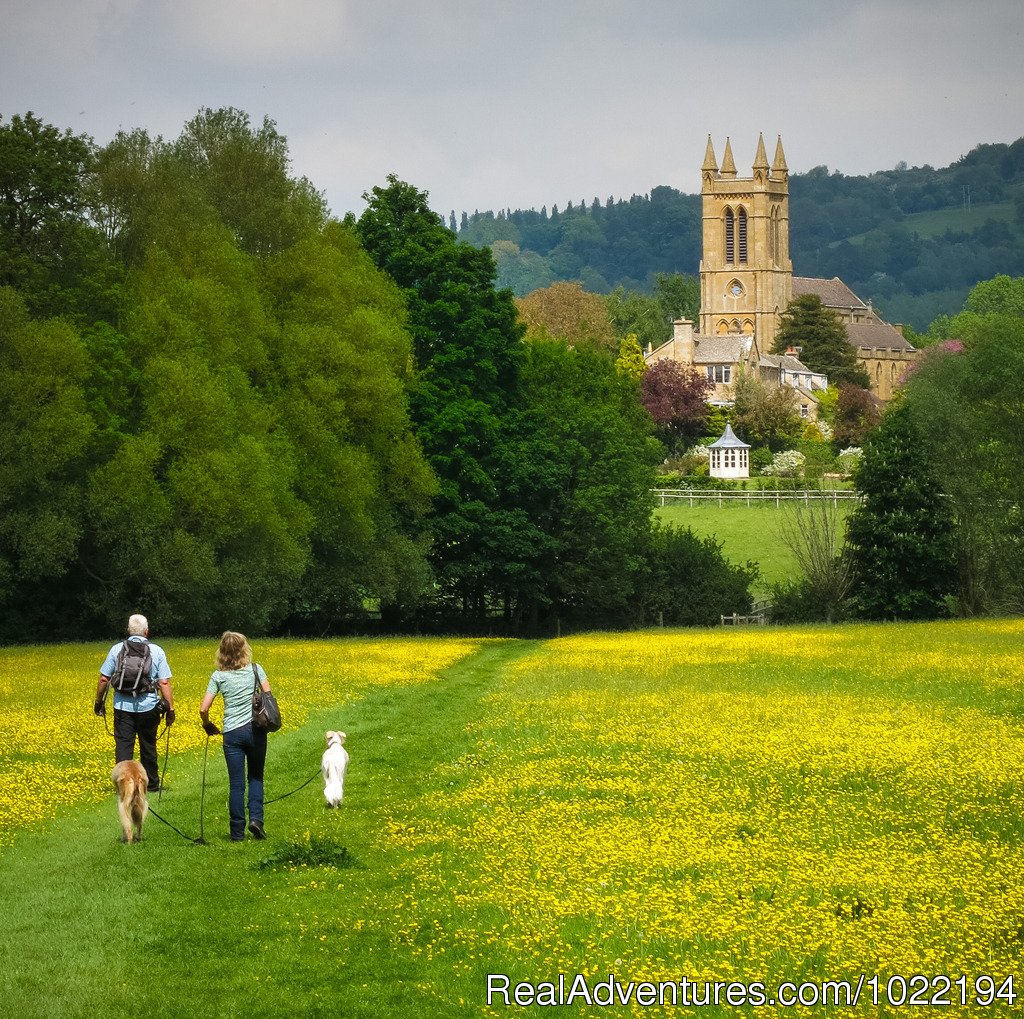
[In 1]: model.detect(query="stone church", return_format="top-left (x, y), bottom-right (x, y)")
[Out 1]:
top-left (645, 134), bottom-right (916, 405)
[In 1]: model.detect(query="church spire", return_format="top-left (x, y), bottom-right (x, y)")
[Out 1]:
top-left (720, 137), bottom-right (737, 178)
top-left (702, 135), bottom-right (718, 174)
top-left (753, 133), bottom-right (769, 173)
top-left (772, 135), bottom-right (788, 178)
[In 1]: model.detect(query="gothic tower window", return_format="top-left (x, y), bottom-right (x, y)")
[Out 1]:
top-left (724, 207), bottom-right (735, 263)
top-left (737, 207), bottom-right (748, 263)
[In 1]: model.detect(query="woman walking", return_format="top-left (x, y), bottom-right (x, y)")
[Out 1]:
top-left (199, 631), bottom-right (273, 841)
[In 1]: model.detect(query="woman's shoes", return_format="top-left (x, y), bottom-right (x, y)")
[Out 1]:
top-left (247, 819), bottom-right (266, 840)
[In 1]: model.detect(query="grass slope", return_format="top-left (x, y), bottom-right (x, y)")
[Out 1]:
top-left (654, 502), bottom-right (854, 594)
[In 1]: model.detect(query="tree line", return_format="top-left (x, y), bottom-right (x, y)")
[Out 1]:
top-left (0, 109), bottom-right (754, 641)
top-left (457, 138), bottom-right (1024, 332)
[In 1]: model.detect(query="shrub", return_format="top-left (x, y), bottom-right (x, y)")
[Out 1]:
top-left (635, 522), bottom-right (757, 626)
top-left (762, 449), bottom-right (806, 477)
top-left (836, 447), bottom-right (863, 476)
top-left (768, 578), bottom-right (852, 624)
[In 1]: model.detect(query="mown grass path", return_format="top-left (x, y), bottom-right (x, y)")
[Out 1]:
top-left (0, 639), bottom-right (534, 1019)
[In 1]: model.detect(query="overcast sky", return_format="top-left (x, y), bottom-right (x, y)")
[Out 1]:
top-left (3, 1), bottom-right (1023, 220)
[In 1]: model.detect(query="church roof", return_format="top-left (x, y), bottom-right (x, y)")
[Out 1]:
top-left (709, 423), bottom-right (750, 449)
top-left (846, 320), bottom-right (916, 352)
top-left (792, 276), bottom-right (868, 309)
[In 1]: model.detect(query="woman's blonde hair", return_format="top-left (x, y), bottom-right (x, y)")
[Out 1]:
top-left (216, 631), bottom-right (252, 671)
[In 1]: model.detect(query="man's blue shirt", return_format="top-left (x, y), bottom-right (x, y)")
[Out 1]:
top-left (100, 635), bottom-right (172, 712)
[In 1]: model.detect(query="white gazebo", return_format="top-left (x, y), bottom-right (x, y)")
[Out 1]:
top-left (708, 423), bottom-right (750, 479)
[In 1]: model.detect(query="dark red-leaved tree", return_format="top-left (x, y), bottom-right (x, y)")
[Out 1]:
top-left (640, 359), bottom-right (713, 451)
top-left (834, 383), bottom-right (882, 446)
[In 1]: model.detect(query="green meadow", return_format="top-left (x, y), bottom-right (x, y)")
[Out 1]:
top-left (655, 502), bottom-right (854, 595)
top-left (1, 622), bottom-right (1023, 1018)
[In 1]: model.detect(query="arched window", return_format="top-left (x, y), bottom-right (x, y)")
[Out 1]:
top-left (737, 207), bottom-right (748, 263)
top-left (771, 207), bottom-right (781, 267)
top-left (875, 362), bottom-right (882, 382)
top-left (724, 208), bottom-right (735, 263)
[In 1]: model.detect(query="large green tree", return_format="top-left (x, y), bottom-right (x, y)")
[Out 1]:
top-left (772, 294), bottom-right (871, 388)
top-left (173, 107), bottom-right (328, 257)
top-left (515, 281), bottom-right (616, 350)
top-left (845, 400), bottom-right (957, 620)
top-left (356, 176), bottom-right (525, 618)
top-left (505, 337), bottom-right (660, 628)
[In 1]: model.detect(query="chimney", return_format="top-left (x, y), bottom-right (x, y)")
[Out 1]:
top-left (672, 319), bottom-right (695, 364)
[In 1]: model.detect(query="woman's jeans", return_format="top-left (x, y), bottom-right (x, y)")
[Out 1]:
top-left (222, 722), bottom-right (267, 838)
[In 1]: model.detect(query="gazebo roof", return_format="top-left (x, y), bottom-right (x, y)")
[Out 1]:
top-left (708, 422), bottom-right (750, 449)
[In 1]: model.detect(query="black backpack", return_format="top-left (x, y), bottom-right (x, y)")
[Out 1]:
top-left (111, 639), bottom-right (155, 695)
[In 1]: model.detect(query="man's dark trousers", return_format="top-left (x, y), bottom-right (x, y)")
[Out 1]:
top-left (113, 707), bottom-right (162, 787)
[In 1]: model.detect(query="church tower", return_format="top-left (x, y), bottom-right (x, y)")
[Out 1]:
top-left (699, 134), bottom-right (792, 349)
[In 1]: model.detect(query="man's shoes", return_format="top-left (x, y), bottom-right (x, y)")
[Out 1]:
top-left (248, 820), bottom-right (266, 840)
top-left (148, 781), bottom-right (161, 793)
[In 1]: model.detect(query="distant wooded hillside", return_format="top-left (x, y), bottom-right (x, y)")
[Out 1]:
top-left (457, 138), bottom-right (1024, 331)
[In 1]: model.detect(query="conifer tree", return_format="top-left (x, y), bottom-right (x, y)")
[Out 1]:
top-left (772, 294), bottom-right (870, 388)
top-left (845, 400), bottom-right (956, 619)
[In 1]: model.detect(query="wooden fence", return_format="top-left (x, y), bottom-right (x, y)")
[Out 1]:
top-left (721, 599), bottom-right (773, 627)
top-left (654, 488), bottom-right (862, 508)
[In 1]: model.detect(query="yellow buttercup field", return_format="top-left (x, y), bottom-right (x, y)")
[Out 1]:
top-left (367, 620), bottom-right (1024, 1015)
top-left (1, 621), bottom-right (1022, 1017)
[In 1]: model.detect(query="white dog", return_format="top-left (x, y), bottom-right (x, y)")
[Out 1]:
top-left (322, 731), bottom-right (349, 808)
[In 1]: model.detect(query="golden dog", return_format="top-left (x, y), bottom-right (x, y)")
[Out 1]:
top-left (112, 760), bottom-right (149, 843)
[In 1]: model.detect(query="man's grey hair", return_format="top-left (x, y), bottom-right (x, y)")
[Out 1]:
top-left (127, 614), bottom-right (149, 636)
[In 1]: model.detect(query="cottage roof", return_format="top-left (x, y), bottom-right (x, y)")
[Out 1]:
top-left (708, 422), bottom-right (750, 449)
top-left (760, 351), bottom-right (819, 375)
top-left (846, 320), bottom-right (916, 352)
top-left (692, 335), bottom-right (752, 363)
top-left (792, 276), bottom-right (867, 309)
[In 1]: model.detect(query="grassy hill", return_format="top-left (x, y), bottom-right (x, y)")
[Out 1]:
top-left (2, 625), bottom-right (1023, 1017)
top-left (655, 501), bottom-right (854, 595)
top-left (842, 193), bottom-right (1021, 244)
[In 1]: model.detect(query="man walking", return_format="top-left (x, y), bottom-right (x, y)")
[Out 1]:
top-left (95, 614), bottom-right (175, 791)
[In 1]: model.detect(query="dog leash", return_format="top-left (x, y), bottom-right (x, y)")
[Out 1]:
top-left (144, 734), bottom-right (213, 845)
top-left (145, 804), bottom-right (205, 844)
top-left (264, 768), bottom-right (322, 805)
top-left (158, 725), bottom-right (170, 803)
